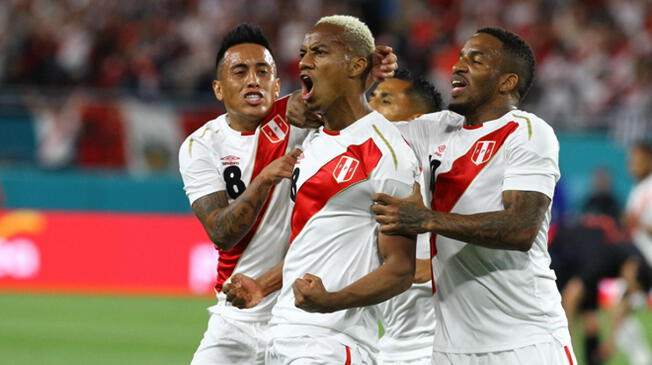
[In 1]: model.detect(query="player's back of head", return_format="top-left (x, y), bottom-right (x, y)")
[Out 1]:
top-left (476, 27), bottom-right (535, 102)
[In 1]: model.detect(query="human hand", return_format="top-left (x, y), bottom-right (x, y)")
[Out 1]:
top-left (258, 148), bottom-right (302, 185)
top-left (372, 182), bottom-right (430, 235)
top-left (223, 273), bottom-right (264, 309)
top-left (368, 45), bottom-right (398, 87)
top-left (286, 91), bottom-right (323, 129)
top-left (292, 273), bottom-right (335, 313)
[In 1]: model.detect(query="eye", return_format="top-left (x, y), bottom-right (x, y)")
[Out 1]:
top-left (258, 69), bottom-right (269, 75)
top-left (299, 50), bottom-right (306, 59)
top-left (382, 99), bottom-right (391, 105)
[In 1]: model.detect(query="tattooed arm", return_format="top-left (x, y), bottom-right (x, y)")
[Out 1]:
top-left (192, 148), bottom-right (302, 251)
top-left (372, 183), bottom-right (550, 251)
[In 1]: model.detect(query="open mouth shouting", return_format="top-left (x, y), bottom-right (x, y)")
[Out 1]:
top-left (244, 91), bottom-right (264, 106)
top-left (300, 74), bottom-right (314, 101)
top-left (451, 75), bottom-right (468, 97)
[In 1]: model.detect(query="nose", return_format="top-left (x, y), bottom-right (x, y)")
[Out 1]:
top-left (452, 58), bottom-right (468, 74)
top-left (299, 53), bottom-right (313, 71)
top-left (246, 69), bottom-right (260, 88)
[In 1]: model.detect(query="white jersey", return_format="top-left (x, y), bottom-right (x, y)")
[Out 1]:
top-left (400, 109), bottom-right (569, 353)
top-left (179, 96), bottom-right (307, 322)
top-left (625, 174), bottom-right (652, 264)
top-left (378, 234), bottom-right (436, 361)
top-left (269, 111), bottom-right (419, 350)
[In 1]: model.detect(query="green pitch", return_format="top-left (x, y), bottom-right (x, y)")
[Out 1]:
top-left (0, 292), bottom-right (214, 365)
top-left (1, 292), bottom-right (651, 365)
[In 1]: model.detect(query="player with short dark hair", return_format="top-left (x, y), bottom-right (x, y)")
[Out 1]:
top-left (372, 28), bottom-right (577, 364)
top-left (370, 70), bottom-right (443, 364)
top-left (369, 68), bottom-right (442, 122)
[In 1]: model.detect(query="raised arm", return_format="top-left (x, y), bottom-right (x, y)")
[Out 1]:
top-left (372, 183), bottom-right (550, 252)
top-left (192, 148), bottom-right (302, 250)
top-left (291, 232), bottom-right (416, 313)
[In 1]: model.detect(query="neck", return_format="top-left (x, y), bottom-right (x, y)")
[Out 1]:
top-left (464, 103), bottom-right (517, 127)
top-left (322, 92), bottom-right (372, 131)
top-left (226, 113), bottom-right (259, 133)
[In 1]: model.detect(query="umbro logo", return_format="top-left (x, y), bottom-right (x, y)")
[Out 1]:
top-left (220, 155), bottom-right (240, 166)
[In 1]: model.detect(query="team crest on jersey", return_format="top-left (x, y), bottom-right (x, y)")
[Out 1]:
top-left (332, 155), bottom-right (359, 183)
top-left (261, 116), bottom-right (289, 143)
top-left (220, 155), bottom-right (240, 166)
top-left (470, 141), bottom-right (496, 165)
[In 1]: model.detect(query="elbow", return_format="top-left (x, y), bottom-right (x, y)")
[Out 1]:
top-left (208, 232), bottom-right (236, 251)
top-left (511, 229), bottom-right (538, 252)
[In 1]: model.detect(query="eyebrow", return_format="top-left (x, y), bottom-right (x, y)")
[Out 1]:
top-left (460, 50), bottom-right (485, 57)
top-left (230, 62), bottom-right (272, 69)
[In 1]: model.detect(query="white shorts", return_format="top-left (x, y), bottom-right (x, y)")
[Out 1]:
top-left (379, 356), bottom-right (431, 365)
top-left (431, 341), bottom-right (577, 365)
top-left (266, 334), bottom-right (376, 365)
top-left (190, 313), bottom-right (268, 365)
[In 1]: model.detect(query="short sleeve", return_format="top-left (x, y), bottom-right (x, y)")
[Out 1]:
top-left (502, 120), bottom-right (560, 199)
top-left (179, 135), bottom-right (225, 205)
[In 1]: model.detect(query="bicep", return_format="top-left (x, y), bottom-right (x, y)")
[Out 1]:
top-left (377, 232), bottom-right (416, 270)
top-left (502, 190), bottom-right (551, 223)
top-left (191, 191), bottom-right (229, 225)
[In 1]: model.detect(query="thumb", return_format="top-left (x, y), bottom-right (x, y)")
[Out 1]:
top-left (288, 148), bottom-right (303, 159)
top-left (412, 181), bottom-right (421, 195)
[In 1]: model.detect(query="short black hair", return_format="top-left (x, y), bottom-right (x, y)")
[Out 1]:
top-left (476, 27), bottom-right (535, 102)
top-left (215, 24), bottom-right (273, 77)
top-left (394, 68), bottom-right (443, 113)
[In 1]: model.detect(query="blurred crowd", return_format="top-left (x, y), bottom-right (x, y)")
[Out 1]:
top-left (0, 0), bottom-right (651, 170)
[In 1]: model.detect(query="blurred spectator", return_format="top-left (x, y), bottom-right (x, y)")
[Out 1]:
top-left (26, 90), bottom-right (83, 169)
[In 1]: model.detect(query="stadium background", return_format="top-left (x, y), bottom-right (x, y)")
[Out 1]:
top-left (0, 0), bottom-right (650, 364)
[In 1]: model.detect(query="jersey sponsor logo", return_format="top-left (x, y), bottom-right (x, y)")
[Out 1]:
top-left (332, 156), bottom-right (360, 183)
top-left (261, 116), bottom-right (289, 144)
top-left (470, 140), bottom-right (495, 165)
top-left (220, 155), bottom-right (240, 166)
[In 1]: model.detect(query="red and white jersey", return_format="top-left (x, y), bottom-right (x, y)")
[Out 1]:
top-left (378, 234), bottom-right (436, 361)
top-left (626, 174), bottom-right (652, 264)
top-left (400, 109), bottom-right (568, 353)
top-left (268, 111), bottom-right (420, 350)
top-left (179, 96), bottom-right (308, 322)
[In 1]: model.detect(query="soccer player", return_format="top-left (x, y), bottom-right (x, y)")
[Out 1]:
top-left (265, 15), bottom-right (420, 364)
top-left (369, 68), bottom-right (442, 122)
top-left (370, 69), bottom-right (444, 365)
top-left (372, 28), bottom-right (578, 364)
top-left (179, 23), bottom-right (397, 365)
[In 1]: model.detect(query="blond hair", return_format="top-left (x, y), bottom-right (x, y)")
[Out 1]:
top-left (316, 15), bottom-right (375, 57)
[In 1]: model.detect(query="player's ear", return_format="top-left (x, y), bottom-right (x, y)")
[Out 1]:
top-left (349, 56), bottom-right (369, 78)
top-left (273, 78), bottom-right (281, 100)
top-left (498, 73), bottom-right (519, 94)
top-left (212, 80), bottom-right (224, 101)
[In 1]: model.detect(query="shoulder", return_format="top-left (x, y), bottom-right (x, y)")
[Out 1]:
top-left (366, 115), bottom-right (418, 174)
top-left (506, 110), bottom-right (558, 151)
top-left (179, 115), bottom-right (224, 161)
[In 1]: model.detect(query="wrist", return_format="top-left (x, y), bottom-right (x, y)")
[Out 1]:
top-left (322, 291), bottom-right (342, 313)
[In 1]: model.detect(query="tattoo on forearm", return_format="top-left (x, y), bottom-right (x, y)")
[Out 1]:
top-left (431, 190), bottom-right (550, 250)
top-left (192, 182), bottom-right (271, 248)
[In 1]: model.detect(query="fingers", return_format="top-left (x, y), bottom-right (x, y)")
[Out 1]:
top-left (302, 273), bottom-right (319, 282)
top-left (371, 192), bottom-right (395, 205)
top-left (287, 148), bottom-right (303, 160)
